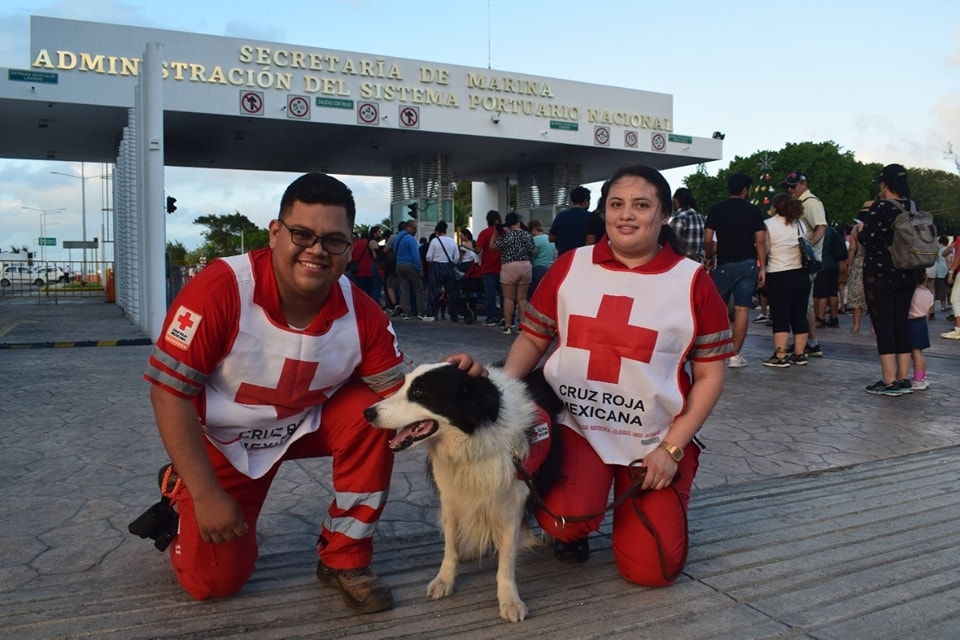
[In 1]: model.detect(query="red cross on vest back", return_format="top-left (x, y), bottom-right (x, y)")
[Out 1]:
top-left (235, 357), bottom-right (331, 420)
top-left (566, 294), bottom-right (658, 384)
top-left (176, 311), bottom-right (195, 331)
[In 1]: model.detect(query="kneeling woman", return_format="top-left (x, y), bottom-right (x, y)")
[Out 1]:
top-left (503, 164), bottom-right (732, 585)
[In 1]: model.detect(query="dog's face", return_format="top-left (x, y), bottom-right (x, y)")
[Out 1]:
top-left (364, 363), bottom-right (502, 452)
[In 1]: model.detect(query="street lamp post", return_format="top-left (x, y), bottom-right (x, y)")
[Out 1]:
top-left (51, 162), bottom-right (100, 278)
top-left (22, 206), bottom-right (65, 265)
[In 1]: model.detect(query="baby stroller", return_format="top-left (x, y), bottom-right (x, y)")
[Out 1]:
top-left (449, 263), bottom-right (483, 324)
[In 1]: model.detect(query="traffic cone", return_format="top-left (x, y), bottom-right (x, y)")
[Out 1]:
top-left (105, 269), bottom-right (115, 303)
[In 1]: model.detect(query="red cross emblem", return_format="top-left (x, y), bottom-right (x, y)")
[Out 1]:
top-left (235, 358), bottom-right (332, 419)
top-left (566, 295), bottom-right (658, 383)
top-left (176, 310), bottom-right (195, 331)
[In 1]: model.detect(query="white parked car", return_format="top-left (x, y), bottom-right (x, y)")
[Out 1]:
top-left (1, 265), bottom-right (44, 286)
top-left (32, 265), bottom-right (69, 284)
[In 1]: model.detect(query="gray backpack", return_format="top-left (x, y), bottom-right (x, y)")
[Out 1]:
top-left (886, 199), bottom-right (939, 270)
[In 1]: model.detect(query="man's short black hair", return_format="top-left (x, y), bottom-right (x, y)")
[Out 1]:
top-left (279, 173), bottom-right (356, 227)
top-left (570, 186), bottom-right (591, 204)
top-left (727, 172), bottom-right (753, 196)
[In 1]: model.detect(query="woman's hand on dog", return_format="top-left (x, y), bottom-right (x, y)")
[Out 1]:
top-left (443, 353), bottom-right (488, 377)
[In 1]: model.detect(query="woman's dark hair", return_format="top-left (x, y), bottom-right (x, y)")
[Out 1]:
top-left (485, 209), bottom-right (501, 226)
top-left (504, 212), bottom-right (520, 227)
top-left (607, 164), bottom-right (682, 255)
top-left (673, 187), bottom-right (697, 211)
top-left (772, 193), bottom-right (804, 223)
top-left (435, 220), bottom-right (448, 234)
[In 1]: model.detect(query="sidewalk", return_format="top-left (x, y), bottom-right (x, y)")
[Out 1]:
top-left (0, 298), bottom-right (958, 638)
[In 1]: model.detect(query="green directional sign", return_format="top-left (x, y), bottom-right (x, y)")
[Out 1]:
top-left (9, 69), bottom-right (58, 84)
top-left (668, 134), bottom-right (693, 144)
top-left (316, 97), bottom-right (354, 109)
top-left (38, 237), bottom-right (56, 246)
top-left (550, 120), bottom-right (579, 132)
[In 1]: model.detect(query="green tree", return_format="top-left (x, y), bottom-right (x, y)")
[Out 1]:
top-left (685, 142), bottom-right (881, 225)
top-left (193, 212), bottom-right (268, 258)
top-left (910, 168), bottom-right (960, 235)
top-left (166, 240), bottom-right (188, 264)
top-left (453, 181), bottom-right (471, 233)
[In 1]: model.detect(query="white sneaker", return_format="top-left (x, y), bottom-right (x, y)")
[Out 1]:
top-left (940, 328), bottom-right (960, 340)
top-left (911, 379), bottom-right (930, 390)
top-left (727, 354), bottom-right (748, 368)
top-left (417, 315), bottom-right (435, 322)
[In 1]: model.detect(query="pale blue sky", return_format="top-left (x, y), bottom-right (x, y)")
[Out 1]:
top-left (2, 0), bottom-right (959, 256)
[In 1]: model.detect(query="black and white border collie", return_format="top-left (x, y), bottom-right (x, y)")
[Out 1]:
top-left (364, 362), bottom-right (560, 622)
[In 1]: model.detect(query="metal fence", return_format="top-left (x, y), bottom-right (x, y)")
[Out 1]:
top-left (0, 259), bottom-right (113, 300)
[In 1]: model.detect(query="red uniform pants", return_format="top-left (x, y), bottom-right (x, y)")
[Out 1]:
top-left (168, 378), bottom-right (393, 600)
top-left (534, 425), bottom-right (699, 587)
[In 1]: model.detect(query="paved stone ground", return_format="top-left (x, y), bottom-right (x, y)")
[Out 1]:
top-left (1, 297), bottom-right (958, 638)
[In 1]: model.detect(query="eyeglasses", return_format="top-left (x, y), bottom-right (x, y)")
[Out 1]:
top-left (278, 218), bottom-right (352, 255)
top-left (785, 185), bottom-right (797, 190)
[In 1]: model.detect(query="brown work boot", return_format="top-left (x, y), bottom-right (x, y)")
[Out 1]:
top-left (317, 561), bottom-right (393, 613)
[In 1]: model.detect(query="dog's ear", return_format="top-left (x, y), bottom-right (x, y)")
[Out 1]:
top-left (451, 368), bottom-right (502, 431)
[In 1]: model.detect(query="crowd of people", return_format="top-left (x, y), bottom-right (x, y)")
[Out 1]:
top-left (133, 161), bottom-right (954, 616)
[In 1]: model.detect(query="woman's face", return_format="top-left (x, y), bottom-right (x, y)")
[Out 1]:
top-left (604, 175), bottom-right (667, 266)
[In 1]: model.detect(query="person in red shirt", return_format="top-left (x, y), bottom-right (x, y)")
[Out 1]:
top-left (503, 164), bottom-right (731, 585)
top-left (139, 173), bottom-right (481, 613)
top-left (475, 209), bottom-right (503, 326)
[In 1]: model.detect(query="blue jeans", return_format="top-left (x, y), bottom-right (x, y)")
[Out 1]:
top-left (712, 259), bottom-right (758, 308)
top-left (482, 272), bottom-right (501, 322)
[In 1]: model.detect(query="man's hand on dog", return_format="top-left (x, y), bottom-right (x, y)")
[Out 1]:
top-left (443, 353), bottom-right (487, 377)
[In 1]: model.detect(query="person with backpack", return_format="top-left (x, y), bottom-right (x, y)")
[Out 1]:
top-left (858, 164), bottom-right (926, 396)
top-left (813, 222), bottom-right (849, 328)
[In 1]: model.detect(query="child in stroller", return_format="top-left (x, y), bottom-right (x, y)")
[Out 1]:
top-left (448, 264), bottom-right (484, 324)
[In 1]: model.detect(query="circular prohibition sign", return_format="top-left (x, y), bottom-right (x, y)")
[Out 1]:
top-left (651, 132), bottom-right (667, 152)
top-left (358, 102), bottom-right (379, 124)
top-left (594, 126), bottom-right (610, 146)
top-left (287, 95), bottom-right (309, 118)
top-left (240, 91), bottom-right (263, 115)
top-left (400, 106), bottom-right (419, 128)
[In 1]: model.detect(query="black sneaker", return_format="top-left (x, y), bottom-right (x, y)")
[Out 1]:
top-left (789, 353), bottom-right (808, 366)
top-left (317, 561), bottom-right (394, 613)
top-left (806, 344), bottom-right (823, 357)
top-left (897, 379), bottom-right (914, 394)
top-left (815, 318), bottom-right (827, 328)
top-left (865, 380), bottom-right (902, 397)
top-left (827, 317), bottom-right (839, 327)
top-left (762, 353), bottom-right (791, 368)
top-left (553, 538), bottom-right (590, 563)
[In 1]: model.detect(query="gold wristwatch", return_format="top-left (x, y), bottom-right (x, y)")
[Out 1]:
top-left (658, 442), bottom-right (684, 462)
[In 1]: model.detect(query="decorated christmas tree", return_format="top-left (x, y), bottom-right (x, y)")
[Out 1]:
top-left (750, 152), bottom-right (777, 213)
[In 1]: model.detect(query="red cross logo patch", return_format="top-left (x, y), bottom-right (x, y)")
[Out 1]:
top-left (566, 295), bottom-right (658, 384)
top-left (164, 305), bottom-right (202, 351)
top-left (235, 357), bottom-right (333, 420)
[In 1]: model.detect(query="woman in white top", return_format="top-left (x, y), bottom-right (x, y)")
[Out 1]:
top-left (762, 193), bottom-right (812, 367)
top-left (424, 220), bottom-right (460, 320)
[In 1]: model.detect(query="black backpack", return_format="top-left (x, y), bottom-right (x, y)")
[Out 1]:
top-left (828, 226), bottom-right (848, 262)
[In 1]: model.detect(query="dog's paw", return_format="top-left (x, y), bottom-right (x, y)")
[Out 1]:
top-left (499, 598), bottom-right (528, 622)
top-left (427, 576), bottom-right (454, 600)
